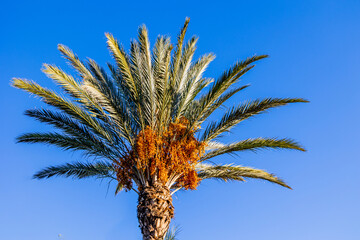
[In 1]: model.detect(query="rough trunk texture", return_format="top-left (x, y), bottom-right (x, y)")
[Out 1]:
top-left (137, 182), bottom-right (174, 240)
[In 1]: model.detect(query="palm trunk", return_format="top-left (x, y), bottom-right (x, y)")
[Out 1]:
top-left (137, 182), bottom-right (174, 240)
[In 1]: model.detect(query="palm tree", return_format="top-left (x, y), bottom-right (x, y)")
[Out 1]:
top-left (12, 18), bottom-right (307, 240)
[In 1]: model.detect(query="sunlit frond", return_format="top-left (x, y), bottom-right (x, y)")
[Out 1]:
top-left (86, 58), bottom-right (136, 144)
top-left (57, 44), bottom-right (93, 79)
top-left (105, 33), bottom-right (139, 102)
top-left (42, 63), bottom-right (113, 121)
top-left (205, 141), bottom-right (226, 151)
top-left (171, 17), bottom-right (190, 82)
top-left (153, 37), bottom-right (173, 130)
top-left (138, 25), bottom-right (156, 127)
top-left (197, 163), bottom-right (291, 189)
top-left (201, 138), bottom-right (305, 162)
top-left (42, 64), bottom-right (82, 99)
top-left (173, 36), bottom-right (198, 94)
top-left (196, 84), bottom-right (250, 122)
top-left (174, 53), bottom-right (215, 119)
top-left (190, 55), bottom-right (268, 128)
top-left (12, 78), bottom-right (113, 142)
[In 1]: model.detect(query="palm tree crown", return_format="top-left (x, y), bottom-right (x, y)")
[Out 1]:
top-left (12, 18), bottom-right (307, 240)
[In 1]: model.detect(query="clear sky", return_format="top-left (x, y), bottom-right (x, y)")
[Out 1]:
top-left (1, 0), bottom-right (359, 239)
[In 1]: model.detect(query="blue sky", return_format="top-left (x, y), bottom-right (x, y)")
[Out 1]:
top-left (1, 0), bottom-right (360, 239)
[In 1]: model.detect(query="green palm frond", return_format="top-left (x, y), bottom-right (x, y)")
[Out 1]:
top-left (201, 138), bottom-right (305, 162)
top-left (24, 109), bottom-right (103, 139)
top-left (195, 84), bottom-right (249, 122)
top-left (11, 78), bottom-right (113, 142)
top-left (16, 132), bottom-right (120, 159)
top-left (201, 97), bottom-right (309, 142)
top-left (105, 33), bottom-right (138, 100)
top-left (106, 33), bottom-right (146, 132)
top-left (55, 46), bottom-right (125, 128)
top-left (33, 161), bottom-right (116, 180)
top-left (173, 36), bottom-right (198, 95)
top-left (189, 55), bottom-right (268, 127)
top-left (171, 17), bottom-right (190, 82)
top-left (41, 63), bottom-right (134, 144)
top-left (197, 163), bottom-right (291, 189)
top-left (174, 53), bottom-right (215, 119)
top-left (152, 36), bottom-right (171, 99)
top-left (42, 64), bottom-right (83, 99)
top-left (153, 37), bottom-right (173, 130)
top-left (86, 58), bottom-right (137, 144)
top-left (137, 26), bottom-right (157, 128)
top-left (57, 44), bottom-right (93, 79)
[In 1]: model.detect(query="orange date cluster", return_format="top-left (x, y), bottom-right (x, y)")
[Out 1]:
top-left (114, 118), bottom-right (206, 191)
